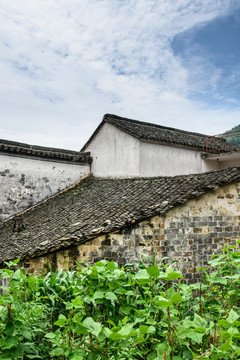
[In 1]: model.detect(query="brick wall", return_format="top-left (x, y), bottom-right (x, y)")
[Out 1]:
top-left (21, 181), bottom-right (240, 282)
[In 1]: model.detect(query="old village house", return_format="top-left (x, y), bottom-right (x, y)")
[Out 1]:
top-left (1, 114), bottom-right (240, 281)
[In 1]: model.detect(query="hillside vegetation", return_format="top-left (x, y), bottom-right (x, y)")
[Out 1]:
top-left (224, 125), bottom-right (240, 145)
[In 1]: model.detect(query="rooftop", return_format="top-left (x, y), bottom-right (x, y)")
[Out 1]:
top-left (82, 114), bottom-right (233, 153)
top-left (0, 139), bottom-right (92, 164)
top-left (1, 166), bottom-right (240, 263)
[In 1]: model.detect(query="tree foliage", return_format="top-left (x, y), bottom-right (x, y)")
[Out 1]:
top-left (223, 124), bottom-right (240, 145)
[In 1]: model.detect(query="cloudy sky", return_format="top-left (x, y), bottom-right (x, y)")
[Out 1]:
top-left (1, 1), bottom-right (240, 150)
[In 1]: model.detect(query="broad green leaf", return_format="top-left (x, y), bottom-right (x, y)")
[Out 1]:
top-left (105, 291), bottom-right (118, 301)
top-left (122, 316), bottom-right (128, 325)
top-left (86, 353), bottom-right (97, 360)
top-left (71, 323), bottom-right (89, 335)
top-left (226, 309), bottom-right (239, 325)
top-left (228, 327), bottom-right (239, 335)
top-left (165, 265), bottom-right (175, 276)
top-left (22, 329), bottom-right (32, 340)
top-left (135, 269), bottom-right (150, 280)
top-left (71, 356), bottom-right (84, 360)
top-left (220, 341), bottom-right (231, 351)
top-left (12, 258), bottom-right (21, 264)
top-left (211, 277), bottom-right (228, 285)
top-left (4, 322), bottom-right (14, 336)
top-left (232, 333), bottom-right (240, 339)
top-left (45, 332), bottom-right (56, 339)
top-left (186, 330), bottom-right (204, 344)
top-left (106, 319), bottom-right (116, 327)
top-left (157, 343), bottom-right (171, 356)
top-left (12, 268), bottom-right (21, 280)
top-left (159, 271), bottom-right (167, 279)
top-left (171, 293), bottom-right (182, 303)
top-left (221, 330), bottom-right (231, 340)
top-left (167, 272), bottom-right (183, 280)
top-left (82, 317), bottom-right (102, 337)
top-left (50, 348), bottom-right (64, 356)
top-left (93, 291), bottom-right (105, 299)
top-left (147, 353), bottom-right (156, 360)
top-left (2, 269), bottom-right (13, 276)
top-left (54, 314), bottom-right (68, 327)
top-left (95, 261), bottom-right (106, 267)
top-left (3, 336), bottom-right (18, 349)
top-left (193, 327), bottom-right (206, 334)
top-left (118, 323), bottom-right (134, 336)
top-left (71, 349), bottom-right (86, 360)
top-left (192, 313), bottom-right (207, 329)
top-left (72, 296), bottom-right (83, 306)
top-left (109, 332), bottom-right (123, 340)
top-left (147, 265), bottom-right (159, 278)
top-left (155, 296), bottom-right (172, 307)
top-left (135, 335), bottom-right (145, 343)
top-left (139, 325), bottom-right (148, 334)
top-left (218, 319), bottom-right (230, 327)
top-left (107, 261), bottom-right (116, 272)
top-left (166, 286), bottom-right (175, 299)
top-left (54, 318), bottom-right (68, 326)
top-left (65, 301), bottom-right (73, 310)
top-left (103, 327), bottom-right (112, 337)
top-left (147, 326), bottom-right (156, 334)
top-left (182, 349), bottom-right (193, 359)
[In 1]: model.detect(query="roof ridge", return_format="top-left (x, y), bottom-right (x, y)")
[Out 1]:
top-left (94, 166), bottom-right (240, 181)
top-left (103, 113), bottom-right (210, 138)
top-left (81, 113), bottom-right (229, 153)
top-left (0, 139), bottom-right (92, 163)
top-left (0, 138), bottom-right (82, 155)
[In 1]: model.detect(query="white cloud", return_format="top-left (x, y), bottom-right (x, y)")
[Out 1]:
top-left (0, 0), bottom-right (240, 149)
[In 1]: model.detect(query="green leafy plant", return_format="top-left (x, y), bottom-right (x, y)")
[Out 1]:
top-left (0, 241), bottom-right (240, 359)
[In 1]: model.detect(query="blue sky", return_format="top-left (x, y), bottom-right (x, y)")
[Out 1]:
top-left (172, 8), bottom-right (240, 109)
top-left (0, 1), bottom-right (240, 149)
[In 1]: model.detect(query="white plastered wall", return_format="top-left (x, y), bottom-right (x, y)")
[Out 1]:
top-left (85, 123), bottom-right (140, 177)
top-left (139, 141), bottom-right (207, 176)
top-left (85, 122), bottom-right (223, 177)
top-left (0, 154), bottom-right (90, 220)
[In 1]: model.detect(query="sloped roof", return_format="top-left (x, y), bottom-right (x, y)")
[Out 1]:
top-left (0, 139), bottom-right (92, 164)
top-left (81, 114), bottom-right (231, 152)
top-left (1, 167), bottom-right (240, 263)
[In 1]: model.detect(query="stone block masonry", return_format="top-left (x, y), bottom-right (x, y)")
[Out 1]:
top-left (22, 181), bottom-right (240, 282)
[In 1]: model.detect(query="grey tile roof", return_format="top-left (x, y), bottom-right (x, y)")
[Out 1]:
top-left (0, 139), bottom-right (92, 164)
top-left (81, 114), bottom-right (235, 153)
top-left (0, 167), bottom-right (240, 263)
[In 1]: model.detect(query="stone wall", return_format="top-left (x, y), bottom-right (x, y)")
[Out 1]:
top-left (21, 181), bottom-right (240, 282)
top-left (0, 154), bottom-right (90, 221)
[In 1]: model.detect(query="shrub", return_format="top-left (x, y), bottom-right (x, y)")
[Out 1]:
top-left (0, 241), bottom-right (240, 359)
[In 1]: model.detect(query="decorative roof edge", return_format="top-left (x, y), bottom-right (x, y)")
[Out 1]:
top-left (81, 113), bottom-right (225, 152)
top-left (103, 113), bottom-right (209, 138)
top-left (0, 139), bottom-right (92, 164)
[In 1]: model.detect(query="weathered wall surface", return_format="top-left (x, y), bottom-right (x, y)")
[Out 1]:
top-left (22, 181), bottom-right (240, 282)
top-left (85, 123), bottom-right (222, 178)
top-left (85, 123), bottom-right (140, 177)
top-left (0, 154), bottom-right (90, 220)
top-left (139, 141), bottom-right (220, 176)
